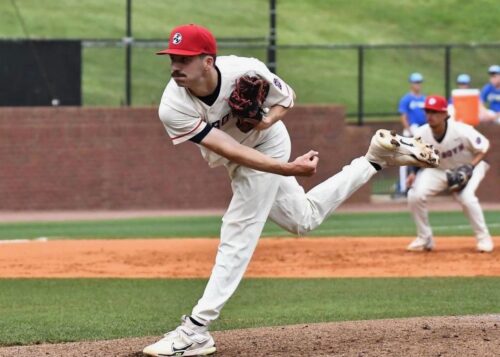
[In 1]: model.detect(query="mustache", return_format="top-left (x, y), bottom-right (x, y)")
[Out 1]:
top-left (171, 71), bottom-right (186, 78)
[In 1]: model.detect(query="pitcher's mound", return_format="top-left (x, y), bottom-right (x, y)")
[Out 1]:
top-left (2, 315), bottom-right (499, 356)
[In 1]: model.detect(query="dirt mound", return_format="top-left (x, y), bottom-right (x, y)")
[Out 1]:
top-left (1, 315), bottom-right (499, 357)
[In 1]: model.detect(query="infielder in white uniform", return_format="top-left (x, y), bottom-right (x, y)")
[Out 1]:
top-left (406, 95), bottom-right (493, 253)
top-left (143, 24), bottom-right (439, 357)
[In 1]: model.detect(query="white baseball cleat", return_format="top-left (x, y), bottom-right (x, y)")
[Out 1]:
top-left (477, 237), bottom-right (494, 253)
top-left (407, 237), bottom-right (434, 252)
top-left (366, 129), bottom-right (440, 168)
top-left (143, 315), bottom-right (216, 356)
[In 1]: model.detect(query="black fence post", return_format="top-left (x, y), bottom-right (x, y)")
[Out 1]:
top-left (267, 0), bottom-right (277, 73)
top-left (125, 0), bottom-right (132, 106)
top-left (357, 46), bottom-right (364, 125)
top-left (444, 45), bottom-right (451, 99)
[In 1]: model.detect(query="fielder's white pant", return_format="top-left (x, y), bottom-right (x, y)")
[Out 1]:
top-left (191, 122), bottom-right (377, 324)
top-left (398, 127), bottom-right (418, 193)
top-left (407, 161), bottom-right (491, 242)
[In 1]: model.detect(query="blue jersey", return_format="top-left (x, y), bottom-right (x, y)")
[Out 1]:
top-left (398, 93), bottom-right (426, 126)
top-left (480, 83), bottom-right (500, 112)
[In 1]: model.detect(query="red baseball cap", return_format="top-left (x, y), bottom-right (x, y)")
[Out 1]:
top-left (156, 24), bottom-right (217, 56)
top-left (424, 95), bottom-right (448, 112)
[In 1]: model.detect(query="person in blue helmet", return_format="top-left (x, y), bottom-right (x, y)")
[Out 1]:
top-left (399, 72), bottom-right (427, 135)
top-left (396, 72), bottom-right (427, 195)
top-left (479, 65), bottom-right (500, 124)
top-left (447, 73), bottom-right (474, 123)
top-left (448, 74), bottom-right (471, 106)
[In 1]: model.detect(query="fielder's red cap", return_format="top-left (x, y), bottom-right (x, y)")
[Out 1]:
top-left (424, 95), bottom-right (448, 112)
top-left (156, 24), bottom-right (217, 56)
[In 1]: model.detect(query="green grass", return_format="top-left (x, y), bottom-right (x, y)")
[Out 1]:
top-left (0, 211), bottom-right (499, 240)
top-left (1, 0), bottom-right (499, 110)
top-left (0, 277), bottom-right (498, 345)
top-left (3, 1), bottom-right (498, 44)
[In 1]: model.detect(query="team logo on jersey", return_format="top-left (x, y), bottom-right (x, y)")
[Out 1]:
top-left (273, 77), bottom-right (282, 90)
top-left (172, 33), bottom-right (182, 45)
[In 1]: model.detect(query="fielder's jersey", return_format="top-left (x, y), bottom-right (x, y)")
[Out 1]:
top-left (480, 83), bottom-right (500, 112)
top-left (158, 55), bottom-right (295, 167)
top-left (398, 93), bottom-right (427, 126)
top-left (414, 119), bottom-right (489, 170)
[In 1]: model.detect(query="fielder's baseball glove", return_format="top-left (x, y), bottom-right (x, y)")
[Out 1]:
top-left (446, 164), bottom-right (474, 192)
top-left (228, 75), bottom-right (270, 133)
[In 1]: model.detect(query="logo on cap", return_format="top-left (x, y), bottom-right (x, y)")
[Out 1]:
top-left (172, 33), bottom-right (182, 45)
top-left (424, 95), bottom-right (447, 112)
top-left (156, 24), bottom-right (217, 56)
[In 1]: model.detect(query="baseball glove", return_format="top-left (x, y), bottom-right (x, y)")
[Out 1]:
top-left (446, 164), bottom-right (474, 192)
top-left (228, 75), bottom-right (270, 133)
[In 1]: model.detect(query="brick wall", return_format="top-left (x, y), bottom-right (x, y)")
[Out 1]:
top-left (0, 107), bottom-right (497, 210)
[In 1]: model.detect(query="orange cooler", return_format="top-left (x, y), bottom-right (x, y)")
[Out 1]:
top-left (452, 89), bottom-right (480, 126)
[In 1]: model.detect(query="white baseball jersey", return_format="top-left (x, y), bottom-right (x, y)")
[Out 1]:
top-left (413, 119), bottom-right (489, 170)
top-left (158, 55), bottom-right (295, 167)
top-left (408, 119), bottom-right (491, 244)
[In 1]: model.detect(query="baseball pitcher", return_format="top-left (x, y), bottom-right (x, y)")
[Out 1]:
top-left (143, 24), bottom-right (439, 357)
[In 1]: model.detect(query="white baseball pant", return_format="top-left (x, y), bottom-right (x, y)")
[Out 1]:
top-left (191, 121), bottom-right (377, 324)
top-left (398, 127), bottom-right (418, 193)
top-left (407, 161), bottom-right (491, 242)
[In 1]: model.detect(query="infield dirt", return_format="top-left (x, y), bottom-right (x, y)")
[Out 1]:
top-left (0, 237), bottom-right (499, 278)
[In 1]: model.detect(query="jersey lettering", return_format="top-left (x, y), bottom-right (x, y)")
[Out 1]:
top-left (441, 143), bottom-right (465, 159)
top-left (211, 113), bottom-right (230, 129)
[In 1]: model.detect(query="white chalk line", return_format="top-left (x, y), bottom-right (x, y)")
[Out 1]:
top-left (0, 237), bottom-right (48, 244)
